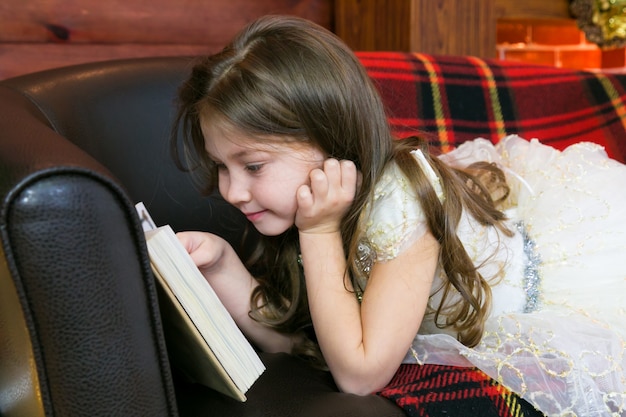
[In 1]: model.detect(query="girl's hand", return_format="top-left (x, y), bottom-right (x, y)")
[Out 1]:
top-left (295, 158), bottom-right (358, 234)
top-left (176, 231), bottom-right (228, 274)
top-left (177, 230), bottom-right (298, 353)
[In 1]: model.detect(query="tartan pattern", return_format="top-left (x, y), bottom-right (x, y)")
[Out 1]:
top-left (378, 364), bottom-right (544, 417)
top-left (358, 52), bottom-right (626, 161)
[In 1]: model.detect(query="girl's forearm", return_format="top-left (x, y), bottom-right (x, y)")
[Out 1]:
top-left (201, 241), bottom-right (296, 354)
top-left (299, 231), bottom-right (391, 394)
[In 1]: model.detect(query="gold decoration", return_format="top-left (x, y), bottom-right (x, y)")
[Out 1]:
top-left (571, 0), bottom-right (626, 48)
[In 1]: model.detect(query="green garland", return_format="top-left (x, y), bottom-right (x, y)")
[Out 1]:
top-left (571, 0), bottom-right (626, 48)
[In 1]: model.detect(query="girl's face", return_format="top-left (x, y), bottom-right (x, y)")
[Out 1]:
top-left (202, 120), bottom-right (326, 236)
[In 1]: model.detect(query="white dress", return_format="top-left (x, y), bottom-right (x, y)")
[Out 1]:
top-left (355, 135), bottom-right (626, 417)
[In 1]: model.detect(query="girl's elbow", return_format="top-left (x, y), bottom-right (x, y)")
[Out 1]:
top-left (334, 373), bottom-right (390, 396)
top-left (327, 353), bottom-right (400, 395)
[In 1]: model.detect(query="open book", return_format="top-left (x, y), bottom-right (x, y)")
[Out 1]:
top-left (135, 203), bottom-right (265, 402)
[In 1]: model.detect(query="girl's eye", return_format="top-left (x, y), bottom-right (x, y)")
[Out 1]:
top-left (245, 164), bottom-right (263, 173)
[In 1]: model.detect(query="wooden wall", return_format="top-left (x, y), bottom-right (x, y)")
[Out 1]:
top-left (335, 0), bottom-right (498, 57)
top-left (0, 0), bottom-right (332, 80)
top-left (335, 0), bottom-right (572, 57)
top-left (0, 0), bottom-right (572, 80)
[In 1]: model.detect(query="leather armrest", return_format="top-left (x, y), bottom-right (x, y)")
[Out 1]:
top-left (1, 169), bottom-right (178, 416)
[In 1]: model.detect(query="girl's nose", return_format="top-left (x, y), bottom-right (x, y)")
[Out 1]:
top-left (221, 175), bottom-right (252, 205)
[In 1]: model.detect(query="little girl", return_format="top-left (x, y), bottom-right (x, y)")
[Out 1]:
top-left (171, 15), bottom-right (626, 416)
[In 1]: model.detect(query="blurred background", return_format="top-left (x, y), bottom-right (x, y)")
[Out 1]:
top-left (1, 0), bottom-right (624, 80)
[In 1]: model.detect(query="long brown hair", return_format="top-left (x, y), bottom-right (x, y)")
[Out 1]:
top-left (171, 15), bottom-right (510, 365)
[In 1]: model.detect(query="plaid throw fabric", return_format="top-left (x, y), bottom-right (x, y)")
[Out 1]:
top-left (378, 364), bottom-right (544, 417)
top-left (358, 52), bottom-right (626, 162)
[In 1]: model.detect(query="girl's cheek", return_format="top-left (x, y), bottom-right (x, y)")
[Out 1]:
top-left (217, 175), bottom-right (229, 198)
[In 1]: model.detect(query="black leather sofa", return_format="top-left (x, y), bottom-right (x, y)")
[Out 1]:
top-left (0, 56), bottom-right (406, 417)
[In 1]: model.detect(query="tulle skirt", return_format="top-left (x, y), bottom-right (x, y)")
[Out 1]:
top-left (407, 136), bottom-right (626, 416)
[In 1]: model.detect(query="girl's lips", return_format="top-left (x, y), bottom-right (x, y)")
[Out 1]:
top-left (244, 210), bottom-right (267, 222)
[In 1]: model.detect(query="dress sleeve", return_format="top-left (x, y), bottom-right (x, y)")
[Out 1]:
top-left (360, 150), bottom-right (444, 262)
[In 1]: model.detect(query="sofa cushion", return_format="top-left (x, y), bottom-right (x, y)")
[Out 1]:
top-left (175, 352), bottom-right (406, 417)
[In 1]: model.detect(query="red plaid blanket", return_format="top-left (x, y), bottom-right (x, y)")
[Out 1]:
top-left (358, 52), bottom-right (626, 162)
top-left (378, 364), bottom-right (544, 417)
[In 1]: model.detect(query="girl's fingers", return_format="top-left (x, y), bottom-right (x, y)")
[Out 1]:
top-left (340, 160), bottom-right (357, 195)
top-left (176, 231), bottom-right (223, 269)
top-left (300, 159), bottom-right (358, 212)
top-left (296, 159), bottom-right (359, 233)
top-left (309, 167), bottom-right (330, 199)
top-left (310, 159), bottom-right (358, 203)
top-left (323, 158), bottom-right (341, 190)
top-left (297, 184), bottom-right (314, 209)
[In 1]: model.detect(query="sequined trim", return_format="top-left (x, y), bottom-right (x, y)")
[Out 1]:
top-left (515, 221), bottom-right (542, 313)
top-left (354, 240), bottom-right (375, 303)
top-left (356, 240), bottom-right (375, 276)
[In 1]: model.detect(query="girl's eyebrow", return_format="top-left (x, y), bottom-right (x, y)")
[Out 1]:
top-left (228, 147), bottom-right (273, 160)
top-left (230, 149), bottom-right (255, 159)
top-left (207, 148), bottom-right (267, 163)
